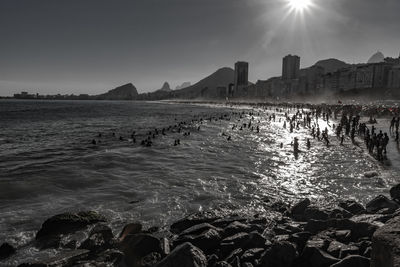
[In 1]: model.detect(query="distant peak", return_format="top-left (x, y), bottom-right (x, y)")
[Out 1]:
top-left (159, 82), bottom-right (171, 92)
top-left (368, 51), bottom-right (385, 64)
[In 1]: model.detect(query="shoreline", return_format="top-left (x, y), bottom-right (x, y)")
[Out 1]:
top-left (2, 184), bottom-right (400, 266)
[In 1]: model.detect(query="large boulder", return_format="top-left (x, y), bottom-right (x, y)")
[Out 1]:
top-left (119, 223), bottom-right (143, 241)
top-left (173, 228), bottom-right (221, 254)
top-left (390, 184), bottom-right (400, 201)
top-left (79, 223), bottom-right (115, 252)
top-left (366, 195), bottom-right (399, 214)
top-left (331, 255), bottom-right (370, 267)
top-left (259, 241), bottom-right (298, 267)
top-left (155, 242), bottom-right (207, 267)
top-left (305, 218), bottom-right (380, 241)
top-left (36, 211), bottom-right (106, 240)
top-left (291, 198), bottom-right (311, 220)
top-left (170, 213), bottom-right (217, 234)
top-left (371, 216), bottom-right (400, 267)
top-left (303, 206), bottom-right (330, 221)
top-left (296, 244), bottom-right (339, 267)
top-left (121, 233), bottom-right (163, 267)
top-left (223, 221), bottom-right (251, 237)
top-left (338, 200), bottom-right (365, 215)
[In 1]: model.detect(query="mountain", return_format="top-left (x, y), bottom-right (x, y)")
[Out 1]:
top-left (368, 51), bottom-right (385, 64)
top-left (171, 67), bottom-right (234, 99)
top-left (175, 82), bottom-right (191, 90)
top-left (313, 58), bottom-right (350, 74)
top-left (96, 83), bottom-right (138, 100)
top-left (158, 82), bottom-right (172, 92)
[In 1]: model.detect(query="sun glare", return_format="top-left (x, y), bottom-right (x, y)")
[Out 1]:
top-left (287, 0), bottom-right (312, 12)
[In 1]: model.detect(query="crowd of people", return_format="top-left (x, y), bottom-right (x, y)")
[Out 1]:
top-left (90, 102), bottom-right (399, 163)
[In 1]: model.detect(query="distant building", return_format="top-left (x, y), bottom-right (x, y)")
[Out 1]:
top-left (388, 65), bottom-right (400, 89)
top-left (282, 55), bottom-right (300, 80)
top-left (234, 61), bottom-right (249, 94)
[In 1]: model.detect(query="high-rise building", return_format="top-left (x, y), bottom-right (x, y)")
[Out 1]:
top-left (234, 61), bottom-right (249, 93)
top-left (282, 55), bottom-right (300, 80)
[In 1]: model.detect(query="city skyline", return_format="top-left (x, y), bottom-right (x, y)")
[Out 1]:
top-left (1, 0), bottom-right (400, 96)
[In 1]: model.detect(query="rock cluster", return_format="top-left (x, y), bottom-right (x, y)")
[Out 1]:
top-left (3, 184), bottom-right (400, 266)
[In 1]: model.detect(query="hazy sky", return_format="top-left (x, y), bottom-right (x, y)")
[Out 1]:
top-left (1, 0), bottom-right (399, 96)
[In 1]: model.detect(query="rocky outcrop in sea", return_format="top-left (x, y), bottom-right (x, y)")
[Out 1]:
top-left (3, 184), bottom-right (400, 267)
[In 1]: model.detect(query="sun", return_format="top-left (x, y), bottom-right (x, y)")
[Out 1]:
top-left (287, 0), bottom-right (312, 12)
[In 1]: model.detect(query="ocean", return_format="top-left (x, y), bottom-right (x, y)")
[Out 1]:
top-left (0, 99), bottom-right (398, 264)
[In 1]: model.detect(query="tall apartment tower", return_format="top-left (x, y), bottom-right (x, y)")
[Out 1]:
top-left (234, 61), bottom-right (249, 93)
top-left (282, 55), bottom-right (300, 80)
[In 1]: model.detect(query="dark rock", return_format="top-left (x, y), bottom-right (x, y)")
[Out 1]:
top-left (330, 255), bottom-right (370, 267)
top-left (334, 230), bottom-right (351, 243)
top-left (289, 231), bottom-right (311, 252)
top-left (390, 183), bottom-right (400, 201)
top-left (329, 208), bottom-right (353, 219)
top-left (303, 206), bottom-right (330, 221)
top-left (79, 223), bottom-right (114, 252)
top-left (305, 219), bottom-right (328, 234)
top-left (36, 211), bottom-right (106, 240)
top-left (339, 244), bottom-right (359, 259)
top-left (291, 198), bottom-right (311, 220)
top-left (223, 221), bottom-right (251, 236)
top-left (179, 223), bottom-right (222, 236)
top-left (121, 234), bottom-right (163, 267)
top-left (282, 221), bottom-right (304, 233)
top-left (366, 195), bottom-right (399, 214)
top-left (19, 249), bottom-right (90, 267)
top-left (75, 249), bottom-right (124, 266)
top-left (240, 248), bottom-right (264, 265)
top-left (305, 218), bottom-right (379, 241)
top-left (170, 213), bottom-right (217, 234)
top-left (207, 254), bottom-right (219, 266)
top-left (221, 232), bottom-right (249, 248)
top-left (229, 256), bottom-right (240, 267)
top-left (214, 261), bottom-right (232, 267)
top-left (297, 246), bottom-right (339, 267)
top-left (119, 223), bottom-right (143, 241)
top-left (243, 232), bottom-right (266, 249)
top-left (0, 242), bottom-right (16, 260)
top-left (141, 252), bottom-right (162, 266)
top-left (304, 237), bottom-right (330, 252)
top-left (350, 214), bottom-right (386, 226)
top-left (338, 200), bottom-right (366, 215)
top-left (154, 242), bottom-right (207, 267)
top-left (273, 225), bottom-right (292, 235)
top-left (211, 217), bottom-right (247, 229)
top-left (147, 226), bottom-right (159, 234)
top-left (327, 241), bottom-right (348, 258)
top-left (174, 228), bottom-right (221, 254)
top-left (371, 215), bottom-right (400, 267)
top-left (259, 241), bottom-right (298, 267)
top-left (363, 246), bottom-right (372, 257)
top-left (225, 248), bottom-right (243, 264)
top-left (220, 242), bottom-right (236, 257)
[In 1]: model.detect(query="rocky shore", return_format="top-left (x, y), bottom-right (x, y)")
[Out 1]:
top-left (2, 185), bottom-right (400, 267)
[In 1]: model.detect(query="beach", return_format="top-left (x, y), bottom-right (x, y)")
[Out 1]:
top-left (0, 99), bottom-right (399, 266)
